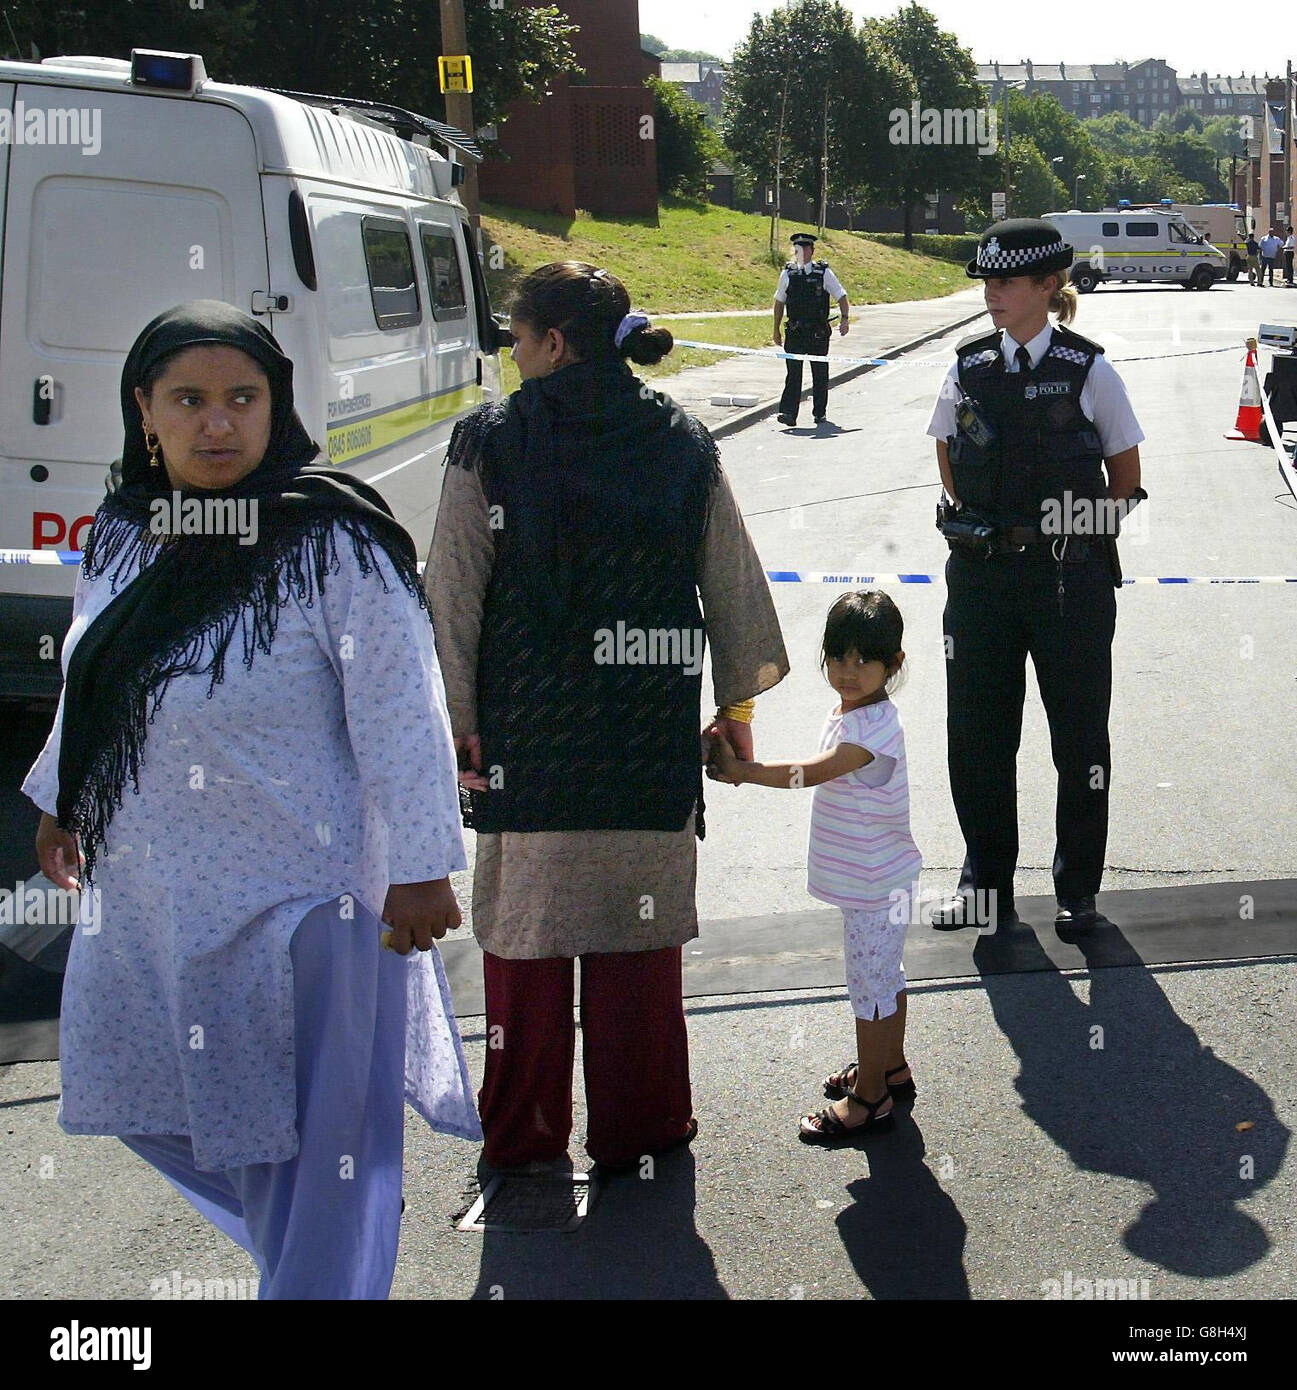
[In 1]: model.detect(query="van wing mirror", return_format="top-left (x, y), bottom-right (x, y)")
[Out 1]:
top-left (488, 314), bottom-right (513, 354)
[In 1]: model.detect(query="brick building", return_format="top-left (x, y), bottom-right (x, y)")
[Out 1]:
top-left (977, 59), bottom-right (1269, 128)
top-left (477, 0), bottom-right (658, 218)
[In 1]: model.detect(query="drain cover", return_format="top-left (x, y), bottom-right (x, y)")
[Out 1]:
top-left (457, 1173), bottom-right (596, 1234)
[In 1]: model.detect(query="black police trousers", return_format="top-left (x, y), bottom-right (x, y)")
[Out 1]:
top-left (943, 543), bottom-right (1116, 903)
top-left (779, 325), bottom-right (830, 421)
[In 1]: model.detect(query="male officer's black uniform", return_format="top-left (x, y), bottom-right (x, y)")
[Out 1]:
top-left (929, 219), bottom-right (1144, 934)
top-left (775, 234), bottom-right (845, 425)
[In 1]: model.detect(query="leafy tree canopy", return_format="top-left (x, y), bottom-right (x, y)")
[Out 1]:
top-left (0, 0), bottom-right (582, 129)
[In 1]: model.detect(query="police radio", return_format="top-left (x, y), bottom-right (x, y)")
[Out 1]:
top-left (955, 390), bottom-right (997, 450)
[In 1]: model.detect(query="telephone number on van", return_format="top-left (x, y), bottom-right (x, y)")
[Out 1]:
top-left (328, 424), bottom-right (373, 460)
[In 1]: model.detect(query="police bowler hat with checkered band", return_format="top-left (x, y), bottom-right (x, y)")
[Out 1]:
top-left (966, 218), bottom-right (1073, 279)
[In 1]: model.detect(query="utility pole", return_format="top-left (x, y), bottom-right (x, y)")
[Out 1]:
top-left (440, 0), bottom-right (480, 241)
top-left (1002, 85), bottom-right (1011, 217)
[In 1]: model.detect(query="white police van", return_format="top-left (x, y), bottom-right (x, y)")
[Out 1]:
top-left (0, 49), bottom-right (506, 700)
top-left (1044, 205), bottom-right (1228, 293)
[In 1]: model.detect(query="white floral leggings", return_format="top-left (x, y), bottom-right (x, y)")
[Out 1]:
top-left (842, 906), bottom-right (907, 1021)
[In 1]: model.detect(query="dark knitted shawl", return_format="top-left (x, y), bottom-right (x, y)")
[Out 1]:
top-left (446, 357), bottom-right (722, 837)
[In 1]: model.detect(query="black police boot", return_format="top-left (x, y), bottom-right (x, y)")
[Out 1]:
top-left (1054, 896), bottom-right (1098, 931)
top-left (776, 413), bottom-right (796, 426)
top-left (929, 891), bottom-right (1017, 932)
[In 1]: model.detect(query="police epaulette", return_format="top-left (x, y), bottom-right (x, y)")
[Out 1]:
top-left (1049, 324), bottom-right (1104, 356)
top-left (955, 328), bottom-right (1000, 354)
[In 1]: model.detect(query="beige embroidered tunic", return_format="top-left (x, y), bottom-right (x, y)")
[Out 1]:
top-left (425, 451), bottom-right (788, 959)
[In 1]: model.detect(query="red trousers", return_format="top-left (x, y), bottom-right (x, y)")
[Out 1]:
top-left (479, 946), bottom-right (694, 1169)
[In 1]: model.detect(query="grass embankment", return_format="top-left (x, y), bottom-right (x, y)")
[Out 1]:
top-left (480, 197), bottom-right (969, 394)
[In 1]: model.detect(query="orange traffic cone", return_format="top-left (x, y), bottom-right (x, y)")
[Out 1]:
top-left (1224, 337), bottom-right (1264, 442)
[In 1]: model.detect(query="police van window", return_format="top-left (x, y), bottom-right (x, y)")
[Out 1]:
top-left (420, 229), bottom-right (468, 322)
top-left (1102, 222), bottom-right (1119, 236)
top-left (361, 218), bottom-right (421, 330)
top-left (1169, 222), bottom-right (1197, 243)
top-left (1125, 222), bottom-right (1160, 237)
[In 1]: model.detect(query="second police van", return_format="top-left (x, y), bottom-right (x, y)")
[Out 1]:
top-left (0, 49), bottom-right (507, 700)
top-left (1043, 203), bottom-right (1229, 293)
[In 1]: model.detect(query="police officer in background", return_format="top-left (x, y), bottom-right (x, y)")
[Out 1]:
top-left (774, 232), bottom-right (850, 426)
top-left (926, 219), bottom-right (1145, 934)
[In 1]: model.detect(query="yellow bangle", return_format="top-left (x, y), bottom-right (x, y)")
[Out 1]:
top-left (716, 700), bottom-right (755, 725)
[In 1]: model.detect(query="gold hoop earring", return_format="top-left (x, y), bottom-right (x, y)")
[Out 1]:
top-left (143, 427), bottom-right (161, 469)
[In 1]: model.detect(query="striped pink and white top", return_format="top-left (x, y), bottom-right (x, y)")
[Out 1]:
top-left (807, 699), bottom-right (923, 913)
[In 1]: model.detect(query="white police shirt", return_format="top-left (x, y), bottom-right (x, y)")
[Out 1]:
top-left (926, 323), bottom-right (1145, 458)
top-left (775, 262), bottom-right (847, 304)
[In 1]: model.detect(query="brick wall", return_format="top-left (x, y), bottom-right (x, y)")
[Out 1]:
top-left (478, 0), bottom-right (658, 218)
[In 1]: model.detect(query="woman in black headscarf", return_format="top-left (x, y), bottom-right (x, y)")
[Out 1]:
top-left (23, 301), bottom-right (479, 1299)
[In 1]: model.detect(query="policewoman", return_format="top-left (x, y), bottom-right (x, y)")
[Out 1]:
top-left (774, 232), bottom-right (850, 426)
top-left (926, 219), bottom-right (1144, 933)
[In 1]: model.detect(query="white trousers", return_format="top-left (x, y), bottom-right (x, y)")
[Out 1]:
top-left (842, 906), bottom-right (907, 1020)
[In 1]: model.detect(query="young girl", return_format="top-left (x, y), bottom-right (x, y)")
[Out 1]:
top-left (708, 590), bottom-right (922, 1143)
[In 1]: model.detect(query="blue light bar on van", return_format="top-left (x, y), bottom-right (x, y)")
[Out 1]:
top-left (130, 49), bottom-right (207, 93)
top-left (1160, 198), bottom-right (1173, 205)
top-left (1117, 199), bottom-right (1131, 207)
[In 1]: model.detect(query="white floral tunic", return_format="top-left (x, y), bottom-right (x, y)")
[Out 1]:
top-left (23, 526), bottom-right (480, 1170)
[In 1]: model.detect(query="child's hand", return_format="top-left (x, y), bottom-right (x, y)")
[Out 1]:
top-left (706, 730), bottom-right (743, 784)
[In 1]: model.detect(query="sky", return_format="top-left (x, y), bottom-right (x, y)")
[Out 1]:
top-left (637, 0), bottom-right (1293, 79)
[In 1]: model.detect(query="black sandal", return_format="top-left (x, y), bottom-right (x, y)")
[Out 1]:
top-left (823, 1062), bottom-right (917, 1104)
top-left (799, 1091), bottom-right (894, 1145)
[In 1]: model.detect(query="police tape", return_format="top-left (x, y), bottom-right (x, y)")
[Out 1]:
top-left (671, 339), bottom-right (922, 366)
top-left (3, 550), bottom-right (1295, 586)
top-left (670, 338), bottom-right (1243, 366)
top-left (765, 571), bottom-right (1297, 586)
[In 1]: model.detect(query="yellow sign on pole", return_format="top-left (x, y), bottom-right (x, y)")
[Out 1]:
top-left (439, 55), bottom-right (474, 94)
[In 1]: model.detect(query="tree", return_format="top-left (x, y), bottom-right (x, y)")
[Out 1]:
top-left (1006, 137), bottom-right (1067, 217)
top-left (1153, 107), bottom-right (1203, 136)
top-left (866, 3), bottom-right (986, 248)
top-left (1, 0), bottom-right (253, 70)
top-left (1005, 91), bottom-right (1106, 204)
top-left (1083, 111), bottom-right (1151, 160)
top-left (0, 1), bottom-right (582, 130)
top-left (1106, 154), bottom-right (1206, 205)
top-left (1151, 130), bottom-right (1225, 199)
top-left (647, 76), bottom-right (718, 199)
top-left (724, 1), bottom-right (912, 253)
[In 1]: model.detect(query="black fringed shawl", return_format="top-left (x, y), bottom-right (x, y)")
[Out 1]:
top-left (446, 357), bottom-right (722, 838)
top-left (56, 300), bottom-right (425, 881)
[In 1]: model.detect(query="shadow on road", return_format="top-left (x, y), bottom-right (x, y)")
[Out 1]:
top-left (974, 916), bottom-right (1289, 1277)
top-left (470, 1152), bottom-right (727, 1299)
top-left (836, 1116), bottom-right (970, 1299)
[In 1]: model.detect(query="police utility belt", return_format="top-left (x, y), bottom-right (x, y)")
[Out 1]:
top-left (935, 500), bottom-right (1090, 558)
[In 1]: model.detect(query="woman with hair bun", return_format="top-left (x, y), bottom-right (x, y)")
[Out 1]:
top-left (426, 261), bottom-right (789, 1173)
